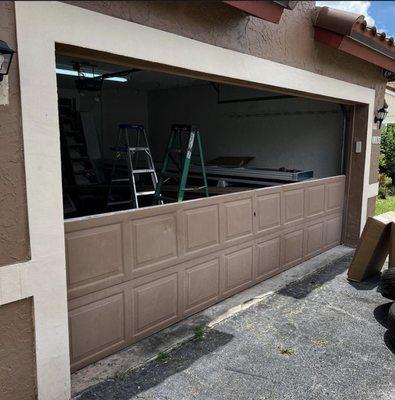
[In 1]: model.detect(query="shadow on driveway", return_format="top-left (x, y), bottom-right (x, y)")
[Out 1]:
top-left (77, 329), bottom-right (234, 400)
top-left (277, 255), bottom-right (352, 300)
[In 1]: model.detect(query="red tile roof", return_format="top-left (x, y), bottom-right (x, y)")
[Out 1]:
top-left (314, 6), bottom-right (395, 72)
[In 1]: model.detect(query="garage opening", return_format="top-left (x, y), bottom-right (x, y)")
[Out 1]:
top-left (58, 53), bottom-right (348, 372)
top-left (56, 55), bottom-right (349, 219)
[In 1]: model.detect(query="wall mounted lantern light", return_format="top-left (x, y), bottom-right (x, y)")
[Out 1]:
top-left (0, 40), bottom-right (15, 82)
top-left (374, 102), bottom-right (388, 129)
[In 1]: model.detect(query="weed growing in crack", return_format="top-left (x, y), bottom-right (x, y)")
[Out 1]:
top-left (157, 351), bottom-right (169, 362)
top-left (194, 325), bottom-right (206, 342)
top-left (277, 346), bottom-right (294, 356)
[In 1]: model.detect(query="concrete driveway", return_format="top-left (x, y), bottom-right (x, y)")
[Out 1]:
top-left (77, 254), bottom-right (395, 400)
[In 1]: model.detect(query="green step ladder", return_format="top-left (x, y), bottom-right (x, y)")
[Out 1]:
top-left (154, 124), bottom-right (209, 203)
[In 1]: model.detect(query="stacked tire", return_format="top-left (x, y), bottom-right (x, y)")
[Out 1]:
top-left (379, 269), bottom-right (395, 343)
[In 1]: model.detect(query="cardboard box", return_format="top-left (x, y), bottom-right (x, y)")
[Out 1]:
top-left (347, 211), bottom-right (395, 282)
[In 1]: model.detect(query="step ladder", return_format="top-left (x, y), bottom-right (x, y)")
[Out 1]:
top-left (106, 124), bottom-right (161, 210)
top-left (154, 124), bottom-right (209, 203)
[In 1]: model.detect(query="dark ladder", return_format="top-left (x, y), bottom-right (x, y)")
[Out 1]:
top-left (154, 124), bottom-right (209, 203)
top-left (106, 124), bottom-right (161, 209)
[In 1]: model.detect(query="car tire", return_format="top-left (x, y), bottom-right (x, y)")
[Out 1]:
top-left (388, 303), bottom-right (395, 344)
top-left (379, 269), bottom-right (395, 301)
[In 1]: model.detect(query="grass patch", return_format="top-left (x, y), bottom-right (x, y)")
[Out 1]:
top-left (157, 351), bottom-right (169, 362)
top-left (277, 346), bottom-right (294, 356)
top-left (375, 196), bottom-right (395, 215)
top-left (194, 325), bottom-right (205, 342)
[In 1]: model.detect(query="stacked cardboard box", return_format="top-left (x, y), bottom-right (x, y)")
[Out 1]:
top-left (347, 212), bottom-right (395, 282)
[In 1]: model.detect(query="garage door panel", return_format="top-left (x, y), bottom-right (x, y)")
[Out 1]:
top-left (256, 237), bottom-right (281, 281)
top-left (132, 213), bottom-right (178, 270)
top-left (184, 259), bottom-right (220, 314)
top-left (305, 185), bottom-right (325, 217)
top-left (326, 180), bottom-right (345, 211)
top-left (325, 214), bottom-right (343, 246)
top-left (282, 188), bottom-right (305, 225)
top-left (69, 291), bottom-right (126, 369)
top-left (183, 205), bottom-right (220, 253)
top-left (256, 192), bottom-right (281, 232)
top-left (222, 198), bottom-right (253, 242)
top-left (133, 273), bottom-right (179, 338)
top-left (282, 229), bottom-right (304, 269)
top-left (304, 222), bottom-right (324, 257)
top-left (65, 224), bottom-right (124, 289)
top-left (223, 246), bottom-right (254, 294)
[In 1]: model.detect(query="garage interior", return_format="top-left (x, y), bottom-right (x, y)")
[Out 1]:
top-left (56, 55), bottom-right (349, 219)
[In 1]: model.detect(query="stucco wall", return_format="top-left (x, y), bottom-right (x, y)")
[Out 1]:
top-left (0, 2), bottom-right (29, 267)
top-left (0, 297), bottom-right (37, 400)
top-left (66, 1), bottom-right (386, 98)
top-left (385, 90), bottom-right (395, 125)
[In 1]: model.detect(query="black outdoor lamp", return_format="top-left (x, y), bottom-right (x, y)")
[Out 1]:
top-left (0, 40), bottom-right (15, 82)
top-left (374, 102), bottom-right (388, 129)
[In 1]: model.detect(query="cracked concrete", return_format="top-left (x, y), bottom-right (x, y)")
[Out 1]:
top-left (75, 249), bottom-right (395, 399)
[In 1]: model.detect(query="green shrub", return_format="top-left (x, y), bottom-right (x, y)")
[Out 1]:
top-left (380, 125), bottom-right (395, 183)
top-left (378, 173), bottom-right (393, 199)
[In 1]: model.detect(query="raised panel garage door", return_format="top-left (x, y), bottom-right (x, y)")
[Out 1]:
top-left (65, 175), bottom-right (345, 371)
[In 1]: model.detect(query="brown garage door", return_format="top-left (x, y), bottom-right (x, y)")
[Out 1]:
top-left (65, 175), bottom-right (345, 371)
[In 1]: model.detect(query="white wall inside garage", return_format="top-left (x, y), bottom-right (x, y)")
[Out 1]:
top-left (147, 84), bottom-right (344, 179)
top-left (58, 78), bottom-right (344, 180)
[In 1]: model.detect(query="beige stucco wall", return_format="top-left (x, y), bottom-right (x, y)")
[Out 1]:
top-left (0, 2), bottom-right (30, 267)
top-left (67, 1), bottom-right (386, 98)
top-left (385, 90), bottom-right (395, 125)
top-left (0, 298), bottom-right (37, 400)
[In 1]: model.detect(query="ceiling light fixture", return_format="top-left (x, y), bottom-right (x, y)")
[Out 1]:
top-left (55, 68), bottom-right (127, 82)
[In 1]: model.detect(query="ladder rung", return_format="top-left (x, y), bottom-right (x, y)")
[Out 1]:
top-left (137, 190), bottom-right (155, 196)
top-left (184, 186), bottom-right (207, 191)
top-left (130, 147), bottom-right (149, 151)
top-left (133, 169), bottom-right (155, 174)
top-left (108, 200), bottom-right (131, 206)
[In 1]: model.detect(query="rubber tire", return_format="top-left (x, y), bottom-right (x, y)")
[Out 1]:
top-left (380, 269), bottom-right (395, 301)
top-left (388, 303), bottom-right (395, 344)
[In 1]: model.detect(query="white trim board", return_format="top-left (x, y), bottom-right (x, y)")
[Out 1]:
top-left (10, 1), bottom-right (377, 398)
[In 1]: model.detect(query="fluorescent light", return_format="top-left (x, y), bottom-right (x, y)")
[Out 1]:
top-left (55, 68), bottom-right (127, 82)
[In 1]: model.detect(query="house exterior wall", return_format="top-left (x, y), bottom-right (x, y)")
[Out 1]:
top-left (0, 1), bottom-right (385, 398)
top-left (385, 89), bottom-right (395, 125)
top-left (0, 2), bottom-right (29, 267)
top-left (0, 298), bottom-right (37, 400)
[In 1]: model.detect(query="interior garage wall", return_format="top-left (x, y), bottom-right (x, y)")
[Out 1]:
top-left (147, 84), bottom-right (343, 179)
top-left (57, 85), bottom-right (148, 160)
